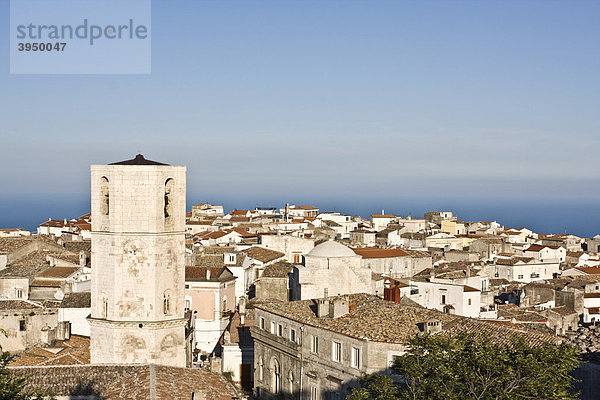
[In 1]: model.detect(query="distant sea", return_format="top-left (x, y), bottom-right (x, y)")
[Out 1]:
top-left (1, 196), bottom-right (598, 238)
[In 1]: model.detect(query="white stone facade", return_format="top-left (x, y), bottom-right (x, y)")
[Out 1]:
top-left (89, 162), bottom-right (187, 367)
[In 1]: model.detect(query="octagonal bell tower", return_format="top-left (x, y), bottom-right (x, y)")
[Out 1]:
top-left (89, 154), bottom-right (186, 367)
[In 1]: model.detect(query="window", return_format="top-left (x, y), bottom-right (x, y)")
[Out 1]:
top-left (468, 298), bottom-right (472, 306)
top-left (222, 297), bottom-right (228, 313)
top-left (102, 298), bottom-right (108, 319)
top-left (332, 341), bottom-right (341, 362)
top-left (15, 288), bottom-right (23, 299)
top-left (441, 295), bottom-right (446, 304)
top-left (271, 322), bottom-right (276, 334)
top-left (259, 317), bottom-right (265, 330)
top-left (19, 319), bottom-right (26, 331)
top-left (229, 254), bottom-right (235, 262)
top-left (164, 178), bottom-right (174, 219)
top-left (271, 358), bottom-right (281, 394)
top-left (518, 274), bottom-right (524, 279)
top-left (163, 292), bottom-right (171, 315)
top-left (100, 177), bottom-right (109, 215)
top-left (311, 335), bottom-right (319, 353)
top-left (184, 299), bottom-right (191, 311)
top-left (290, 328), bottom-right (297, 343)
top-left (310, 385), bottom-right (318, 400)
top-left (258, 358), bottom-right (264, 381)
top-left (277, 324), bottom-right (283, 337)
top-left (351, 347), bottom-right (360, 368)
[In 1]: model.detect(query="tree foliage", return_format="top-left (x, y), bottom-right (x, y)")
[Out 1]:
top-left (347, 333), bottom-right (581, 400)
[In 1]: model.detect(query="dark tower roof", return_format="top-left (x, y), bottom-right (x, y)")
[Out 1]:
top-left (110, 154), bottom-right (169, 166)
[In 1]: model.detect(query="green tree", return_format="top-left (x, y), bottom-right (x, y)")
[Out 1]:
top-left (347, 374), bottom-right (400, 400)
top-left (347, 333), bottom-right (580, 400)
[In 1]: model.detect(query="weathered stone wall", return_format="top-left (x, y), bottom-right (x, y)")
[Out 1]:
top-left (255, 277), bottom-right (288, 302)
top-left (89, 163), bottom-right (187, 367)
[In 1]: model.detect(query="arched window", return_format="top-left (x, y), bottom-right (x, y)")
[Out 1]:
top-left (258, 358), bottom-right (264, 381)
top-left (222, 296), bottom-right (227, 314)
top-left (288, 370), bottom-right (295, 393)
top-left (100, 177), bottom-right (109, 215)
top-left (270, 358), bottom-right (281, 394)
top-left (164, 178), bottom-right (174, 219)
top-left (163, 291), bottom-right (171, 315)
top-left (102, 297), bottom-right (108, 319)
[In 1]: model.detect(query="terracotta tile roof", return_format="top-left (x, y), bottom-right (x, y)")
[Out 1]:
top-left (293, 205), bottom-right (318, 210)
top-left (30, 279), bottom-right (63, 288)
top-left (352, 248), bottom-right (409, 258)
top-left (463, 285), bottom-right (480, 292)
top-left (371, 214), bottom-right (396, 218)
top-left (36, 266), bottom-right (79, 279)
top-left (9, 364), bottom-right (239, 399)
top-left (584, 293), bottom-right (600, 299)
top-left (255, 293), bottom-right (559, 346)
top-left (525, 244), bottom-right (562, 252)
top-left (60, 292), bottom-right (91, 308)
top-left (575, 267), bottom-right (600, 275)
top-left (243, 247), bottom-right (285, 263)
top-left (0, 299), bottom-right (44, 310)
top-left (185, 266), bottom-right (236, 283)
top-left (261, 262), bottom-right (293, 278)
top-left (8, 335), bottom-right (90, 367)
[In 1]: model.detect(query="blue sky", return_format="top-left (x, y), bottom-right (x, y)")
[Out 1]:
top-left (0, 0), bottom-right (599, 235)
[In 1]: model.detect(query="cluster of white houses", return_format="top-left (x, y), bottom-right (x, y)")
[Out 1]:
top-left (0, 155), bottom-right (599, 399)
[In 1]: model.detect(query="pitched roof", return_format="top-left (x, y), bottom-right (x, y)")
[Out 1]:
top-left (243, 247), bottom-right (285, 263)
top-left (352, 248), bottom-right (409, 259)
top-left (261, 262), bottom-right (293, 278)
top-left (36, 266), bottom-right (79, 279)
top-left (185, 266), bottom-right (236, 283)
top-left (8, 364), bottom-right (239, 400)
top-left (60, 292), bottom-right (91, 308)
top-left (8, 335), bottom-right (90, 366)
top-left (525, 244), bottom-right (562, 252)
top-left (255, 293), bottom-right (559, 346)
top-left (109, 154), bottom-right (168, 166)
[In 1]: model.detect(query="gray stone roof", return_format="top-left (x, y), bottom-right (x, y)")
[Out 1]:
top-left (8, 364), bottom-right (240, 400)
top-left (255, 293), bottom-right (560, 346)
top-left (60, 292), bottom-right (91, 308)
top-left (261, 262), bottom-right (293, 278)
top-left (109, 154), bottom-right (168, 166)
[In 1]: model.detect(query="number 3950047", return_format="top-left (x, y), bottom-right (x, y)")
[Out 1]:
top-left (18, 42), bottom-right (66, 51)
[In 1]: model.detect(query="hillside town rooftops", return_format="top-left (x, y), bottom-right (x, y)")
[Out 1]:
top-left (255, 293), bottom-right (559, 346)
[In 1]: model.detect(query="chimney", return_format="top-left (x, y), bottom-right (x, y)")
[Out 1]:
top-left (329, 298), bottom-right (349, 318)
top-left (206, 268), bottom-right (211, 280)
top-left (316, 299), bottom-right (330, 318)
top-left (424, 318), bottom-right (442, 334)
top-left (239, 296), bottom-right (247, 325)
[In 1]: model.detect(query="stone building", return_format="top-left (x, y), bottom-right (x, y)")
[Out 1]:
top-left (88, 154), bottom-right (188, 367)
top-left (296, 241), bottom-right (372, 300)
top-left (251, 293), bottom-right (559, 399)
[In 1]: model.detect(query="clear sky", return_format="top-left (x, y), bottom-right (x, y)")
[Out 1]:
top-left (0, 0), bottom-right (599, 235)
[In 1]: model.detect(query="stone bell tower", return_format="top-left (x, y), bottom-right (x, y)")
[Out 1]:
top-left (88, 154), bottom-right (186, 367)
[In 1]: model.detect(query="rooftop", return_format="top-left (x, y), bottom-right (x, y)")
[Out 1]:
top-left (109, 154), bottom-right (168, 166)
top-left (255, 293), bottom-right (559, 346)
top-left (306, 240), bottom-right (357, 258)
top-left (8, 364), bottom-right (239, 400)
